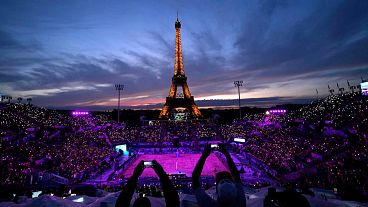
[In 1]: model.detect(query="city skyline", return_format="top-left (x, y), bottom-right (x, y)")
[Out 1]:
top-left (1, 0), bottom-right (368, 110)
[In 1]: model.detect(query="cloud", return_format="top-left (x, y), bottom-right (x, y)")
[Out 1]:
top-left (0, 50), bottom-right (174, 106)
top-left (234, 1), bottom-right (368, 73)
top-left (1, 0), bottom-right (368, 109)
top-left (51, 96), bottom-right (313, 110)
top-left (0, 30), bottom-right (22, 51)
top-left (0, 30), bottom-right (42, 56)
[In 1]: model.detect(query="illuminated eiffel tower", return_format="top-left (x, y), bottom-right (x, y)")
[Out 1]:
top-left (159, 15), bottom-right (202, 119)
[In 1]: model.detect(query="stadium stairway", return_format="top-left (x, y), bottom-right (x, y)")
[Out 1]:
top-left (83, 155), bottom-right (131, 185)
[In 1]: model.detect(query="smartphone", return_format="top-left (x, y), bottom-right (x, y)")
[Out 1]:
top-left (211, 144), bottom-right (219, 150)
top-left (144, 161), bottom-right (153, 167)
top-left (32, 191), bottom-right (42, 198)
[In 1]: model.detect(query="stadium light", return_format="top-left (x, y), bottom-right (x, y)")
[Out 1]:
top-left (234, 81), bottom-right (243, 119)
top-left (115, 84), bottom-right (124, 124)
top-left (315, 89), bottom-right (319, 100)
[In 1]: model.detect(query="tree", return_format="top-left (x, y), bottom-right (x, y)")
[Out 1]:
top-left (17, 97), bottom-right (23, 104)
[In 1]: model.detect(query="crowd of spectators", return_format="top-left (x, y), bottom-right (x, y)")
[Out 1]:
top-left (0, 104), bottom-right (116, 187)
top-left (1, 91), bottom-right (367, 200)
top-left (221, 92), bottom-right (368, 199)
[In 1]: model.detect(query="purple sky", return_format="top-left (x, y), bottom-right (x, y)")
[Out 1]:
top-left (0, 0), bottom-right (368, 110)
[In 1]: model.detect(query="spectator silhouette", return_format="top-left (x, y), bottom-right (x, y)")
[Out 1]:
top-left (133, 193), bottom-right (150, 207)
top-left (115, 160), bottom-right (180, 207)
top-left (192, 144), bottom-right (246, 207)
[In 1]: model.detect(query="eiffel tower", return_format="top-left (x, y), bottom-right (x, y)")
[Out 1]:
top-left (159, 15), bottom-right (202, 119)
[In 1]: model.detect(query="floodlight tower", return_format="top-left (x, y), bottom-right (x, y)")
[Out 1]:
top-left (315, 89), bottom-right (319, 100)
top-left (115, 84), bottom-right (124, 124)
top-left (328, 85), bottom-right (334, 95)
top-left (234, 81), bottom-right (243, 119)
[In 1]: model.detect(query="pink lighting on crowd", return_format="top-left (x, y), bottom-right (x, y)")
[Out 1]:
top-left (72, 111), bottom-right (89, 116)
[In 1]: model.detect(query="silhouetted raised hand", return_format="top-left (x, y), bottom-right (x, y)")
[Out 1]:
top-left (133, 160), bottom-right (145, 177)
top-left (202, 143), bottom-right (211, 157)
top-left (151, 160), bottom-right (165, 175)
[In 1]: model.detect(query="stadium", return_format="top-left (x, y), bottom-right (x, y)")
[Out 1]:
top-left (1, 91), bottom-right (368, 207)
top-left (1, 1), bottom-right (368, 207)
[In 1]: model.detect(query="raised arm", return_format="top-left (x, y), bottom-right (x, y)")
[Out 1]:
top-left (151, 160), bottom-right (180, 207)
top-left (115, 161), bottom-right (144, 207)
top-left (218, 144), bottom-right (241, 182)
top-left (192, 144), bottom-right (211, 190)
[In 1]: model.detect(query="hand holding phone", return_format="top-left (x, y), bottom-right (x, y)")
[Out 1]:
top-left (151, 160), bottom-right (165, 175)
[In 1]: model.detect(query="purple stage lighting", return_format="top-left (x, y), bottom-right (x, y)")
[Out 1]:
top-left (267, 109), bottom-right (287, 114)
top-left (72, 111), bottom-right (89, 116)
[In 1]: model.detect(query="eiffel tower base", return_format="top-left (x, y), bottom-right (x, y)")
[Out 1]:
top-left (159, 96), bottom-right (201, 119)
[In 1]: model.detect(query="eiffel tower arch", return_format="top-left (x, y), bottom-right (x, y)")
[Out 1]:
top-left (159, 15), bottom-right (202, 119)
